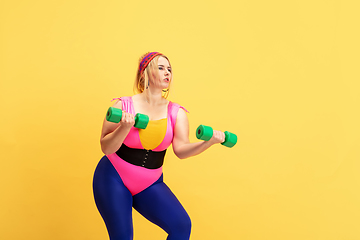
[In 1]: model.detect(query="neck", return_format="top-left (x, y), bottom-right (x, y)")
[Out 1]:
top-left (143, 88), bottom-right (164, 105)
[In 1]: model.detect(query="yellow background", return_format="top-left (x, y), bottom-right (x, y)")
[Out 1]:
top-left (1, 0), bottom-right (359, 239)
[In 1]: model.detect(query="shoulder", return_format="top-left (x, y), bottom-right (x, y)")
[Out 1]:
top-left (169, 101), bottom-right (189, 113)
top-left (110, 96), bottom-right (132, 109)
top-left (173, 103), bottom-right (189, 129)
top-left (177, 107), bottom-right (188, 120)
top-left (168, 101), bottom-right (189, 124)
top-left (111, 99), bottom-right (122, 109)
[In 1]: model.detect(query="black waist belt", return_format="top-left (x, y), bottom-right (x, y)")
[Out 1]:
top-left (116, 144), bottom-right (166, 169)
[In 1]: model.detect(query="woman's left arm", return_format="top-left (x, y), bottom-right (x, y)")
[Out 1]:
top-left (172, 108), bottom-right (225, 159)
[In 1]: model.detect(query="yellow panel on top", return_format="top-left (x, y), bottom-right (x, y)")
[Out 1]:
top-left (138, 118), bottom-right (167, 150)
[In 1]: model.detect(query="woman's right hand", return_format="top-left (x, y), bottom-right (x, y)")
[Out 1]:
top-left (120, 111), bottom-right (135, 129)
top-left (100, 100), bottom-right (135, 155)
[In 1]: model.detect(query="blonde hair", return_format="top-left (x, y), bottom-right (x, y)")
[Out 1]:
top-left (133, 54), bottom-right (172, 99)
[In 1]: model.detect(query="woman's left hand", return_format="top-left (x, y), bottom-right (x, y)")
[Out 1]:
top-left (208, 130), bottom-right (225, 145)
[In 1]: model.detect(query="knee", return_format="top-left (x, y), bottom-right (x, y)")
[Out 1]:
top-left (169, 214), bottom-right (192, 239)
top-left (179, 214), bottom-right (192, 233)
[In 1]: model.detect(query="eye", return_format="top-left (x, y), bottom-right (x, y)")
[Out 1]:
top-left (168, 68), bottom-right (172, 73)
top-left (158, 67), bottom-right (164, 70)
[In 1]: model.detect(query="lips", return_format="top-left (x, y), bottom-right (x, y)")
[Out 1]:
top-left (164, 78), bottom-right (169, 82)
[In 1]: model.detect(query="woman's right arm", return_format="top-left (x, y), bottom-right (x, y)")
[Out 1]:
top-left (100, 100), bottom-right (135, 155)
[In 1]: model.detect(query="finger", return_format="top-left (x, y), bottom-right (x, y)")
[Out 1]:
top-left (212, 130), bottom-right (218, 141)
top-left (214, 130), bottom-right (225, 143)
top-left (123, 112), bottom-right (135, 124)
top-left (123, 113), bottom-right (131, 124)
top-left (121, 111), bottom-right (127, 121)
top-left (126, 113), bottom-right (133, 123)
top-left (128, 114), bottom-right (135, 124)
top-left (220, 131), bottom-right (226, 143)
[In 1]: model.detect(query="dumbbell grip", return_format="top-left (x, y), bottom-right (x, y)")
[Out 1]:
top-left (196, 125), bottom-right (237, 148)
top-left (106, 107), bottom-right (149, 129)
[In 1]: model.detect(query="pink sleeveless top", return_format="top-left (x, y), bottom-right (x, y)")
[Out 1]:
top-left (106, 96), bottom-right (188, 196)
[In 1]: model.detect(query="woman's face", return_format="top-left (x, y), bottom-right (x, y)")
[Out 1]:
top-left (153, 56), bottom-right (172, 89)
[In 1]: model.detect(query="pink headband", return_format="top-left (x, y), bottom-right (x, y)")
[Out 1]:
top-left (139, 52), bottom-right (162, 74)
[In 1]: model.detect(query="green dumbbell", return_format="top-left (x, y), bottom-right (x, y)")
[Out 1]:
top-left (196, 125), bottom-right (237, 148)
top-left (106, 107), bottom-right (149, 129)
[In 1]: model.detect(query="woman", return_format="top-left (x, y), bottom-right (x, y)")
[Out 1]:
top-left (93, 52), bottom-right (225, 240)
